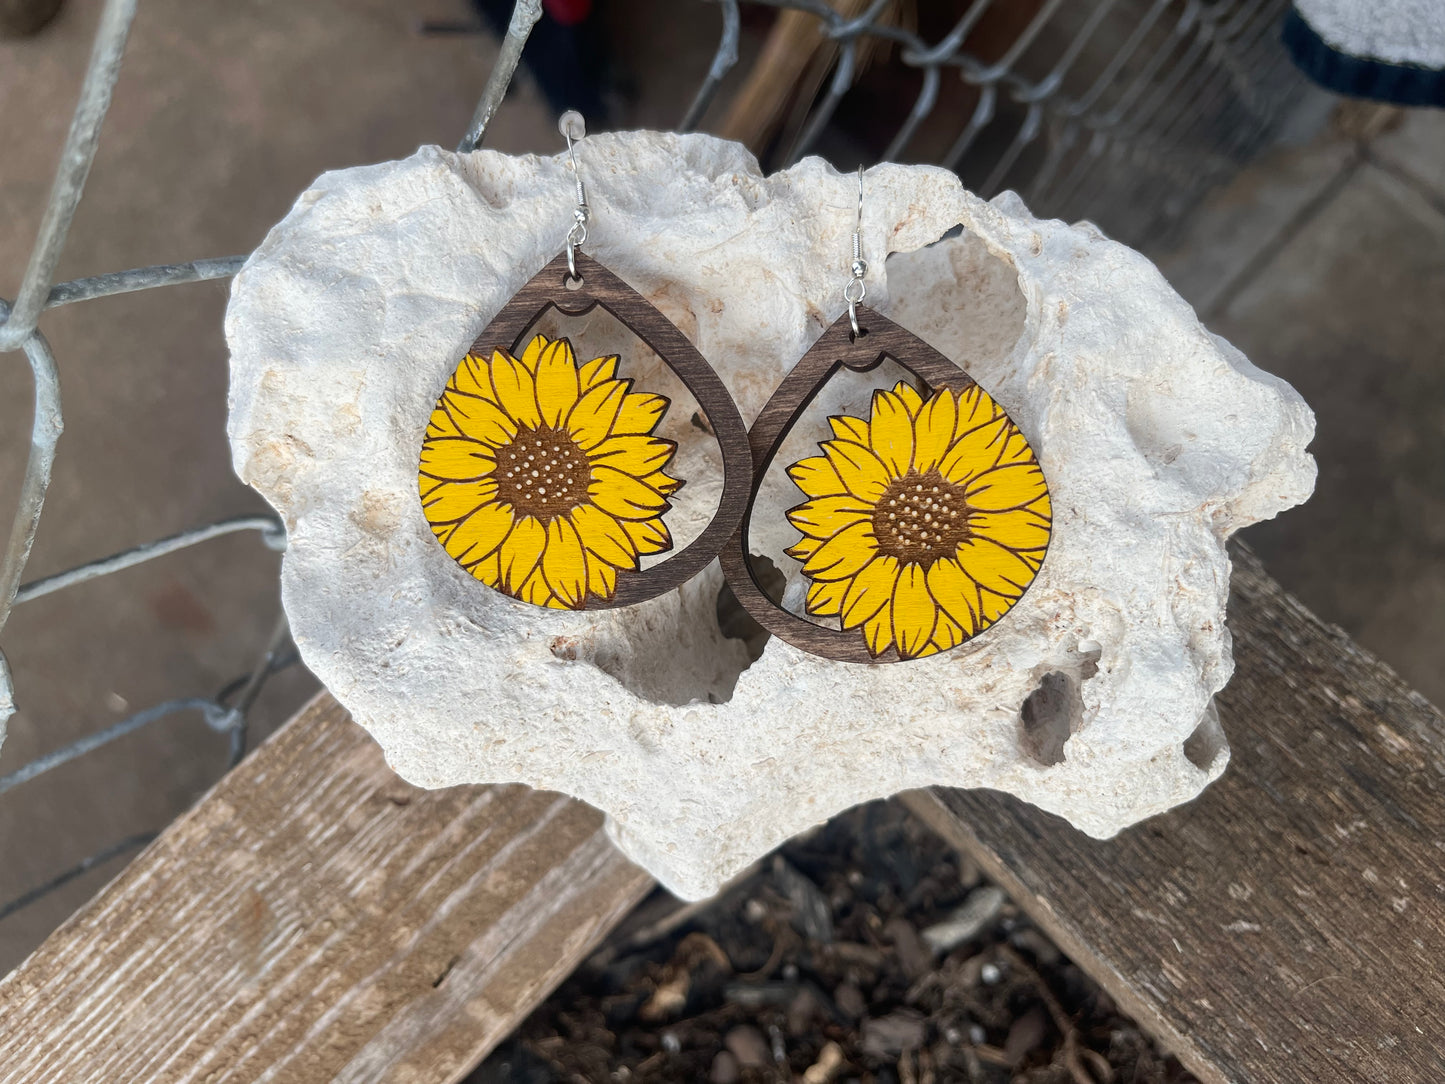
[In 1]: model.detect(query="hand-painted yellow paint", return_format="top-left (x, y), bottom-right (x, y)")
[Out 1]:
top-left (419, 333), bottom-right (679, 609)
top-left (786, 381), bottom-right (1050, 659)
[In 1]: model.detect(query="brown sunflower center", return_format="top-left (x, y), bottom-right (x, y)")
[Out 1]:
top-left (871, 468), bottom-right (972, 568)
top-left (493, 424), bottom-right (592, 522)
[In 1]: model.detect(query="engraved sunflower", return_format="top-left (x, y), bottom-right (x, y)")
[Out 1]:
top-left (785, 380), bottom-right (1050, 659)
top-left (419, 332), bottom-right (681, 609)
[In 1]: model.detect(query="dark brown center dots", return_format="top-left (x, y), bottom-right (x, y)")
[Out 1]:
top-left (492, 424), bottom-right (593, 521)
top-left (871, 467), bottom-right (972, 567)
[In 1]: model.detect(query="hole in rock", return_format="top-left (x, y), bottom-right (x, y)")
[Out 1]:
top-left (1019, 672), bottom-right (1076, 767)
top-left (717, 555), bottom-right (786, 663)
top-left (1018, 647), bottom-right (1100, 767)
top-left (1183, 703), bottom-right (1227, 771)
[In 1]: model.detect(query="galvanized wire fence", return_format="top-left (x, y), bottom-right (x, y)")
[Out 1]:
top-left (0, 0), bottom-right (1303, 928)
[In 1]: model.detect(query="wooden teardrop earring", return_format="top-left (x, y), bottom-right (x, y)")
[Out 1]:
top-left (722, 168), bottom-right (1053, 663)
top-left (419, 113), bottom-right (752, 611)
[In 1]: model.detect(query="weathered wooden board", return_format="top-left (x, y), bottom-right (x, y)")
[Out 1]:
top-left (906, 544), bottom-right (1445, 1084)
top-left (6, 546), bottom-right (1442, 1084)
top-left (0, 693), bottom-right (653, 1084)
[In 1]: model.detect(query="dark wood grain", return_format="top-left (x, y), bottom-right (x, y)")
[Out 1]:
top-left (722, 304), bottom-right (1018, 663)
top-left (0, 693), bottom-right (653, 1084)
top-left (465, 249), bottom-right (752, 609)
top-left (904, 542), bottom-right (1445, 1084)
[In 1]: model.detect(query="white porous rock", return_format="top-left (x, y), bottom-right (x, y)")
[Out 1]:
top-left (225, 132), bottom-right (1315, 900)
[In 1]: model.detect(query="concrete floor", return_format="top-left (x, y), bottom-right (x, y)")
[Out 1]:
top-left (1158, 102), bottom-right (1445, 708)
top-left (1, 0), bottom-right (1442, 983)
top-left (0, 0), bottom-right (559, 973)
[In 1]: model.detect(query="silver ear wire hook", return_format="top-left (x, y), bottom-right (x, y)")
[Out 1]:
top-left (844, 164), bottom-right (867, 337)
top-left (559, 110), bottom-right (590, 281)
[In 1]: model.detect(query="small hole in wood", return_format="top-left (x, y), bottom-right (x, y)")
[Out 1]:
top-left (431, 955), bottom-right (461, 988)
top-left (563, 274), bottom-right (584, 291)
top-left (848, 326), bottom-right (870, 343)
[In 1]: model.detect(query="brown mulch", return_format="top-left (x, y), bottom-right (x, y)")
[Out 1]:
top-left (472, 801), bottom-right (1199, 1084)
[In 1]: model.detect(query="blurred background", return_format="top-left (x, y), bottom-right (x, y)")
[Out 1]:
top-left (0, 0), bottom-right (1440, 1046)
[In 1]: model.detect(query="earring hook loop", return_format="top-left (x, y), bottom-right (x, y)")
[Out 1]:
top-left (559, 110), bottom-right (590, 280)
top-left (844, 164), bottom-right (868, 336)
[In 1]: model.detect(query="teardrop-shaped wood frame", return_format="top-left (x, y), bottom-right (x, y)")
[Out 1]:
top-left (720, 303), bottom-right (1047, 663)
top-left (459, 249), bottom-right (753, 609)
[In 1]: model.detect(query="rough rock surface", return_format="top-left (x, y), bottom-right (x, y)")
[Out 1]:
top-left (225, 133), bottom-right (1315, 899)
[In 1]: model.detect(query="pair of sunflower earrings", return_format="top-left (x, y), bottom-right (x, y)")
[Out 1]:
top-left (419, 118), bottom-right (1051, 664)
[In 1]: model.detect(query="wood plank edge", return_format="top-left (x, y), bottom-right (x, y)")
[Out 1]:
top-left (899, 788), bottom-right (1234, 1084)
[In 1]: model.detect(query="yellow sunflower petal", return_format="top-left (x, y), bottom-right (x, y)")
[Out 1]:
top-left (786, 494), bottom-right (874, 540)
top-left (426, 406), bottom-right (465, 439)
top-left (641, 469), bottom-right (683, 496)
top-left (589, 435), bottom-right (676, 477)
top-left (784, 535), bottom-right (822, 562)
top-left (925, 556), bottom-right (982, 637)
top-left (969, 508), bottom-right (1051, 552)
top-left (614, 391), bottom-right (668, 436)
top-left (489, 350), bottom-right (542, 428)
top-left (542, 516), bottom-right (588, 608)
top-left (954, 535), bottom-right (1036, 597)
top-left (420, 479), bottom-right (499, 523)
top-left (891, 563), bottom-right (938, 659)
top-left (930, 610), bottom-right (965, 653)
top-left (444, 502), bottom-right (514, 565)
top-left (589, 466), bottom-right (668, 521)
top-left (420, 438), bottom-right (497, 482)
top-left (498, 515), bottom-right (547, 591)
top-left (517, 565), bottom-right (558, 607)
top-left (978, 587), bottom-right (1015, 626)
top-left (571, 504), bottom-right (638, 569)
top-left (622, 517), bottom-right (672, 556)
top-left (450, 354), bottom-right (498, 403)
top-left (801, 521), bottom-right (879, 582)
top-left (806, 577), bottom-right (847, 617)
top-left (966, 462), bottom-right (1048, 512)
top-left (937, 416), bottom-right (1010, 486)
top-left (440, 392), bottom-right (517, 447)
top-left (862, 601), bottom-right (893, 657)
top-left (822, 440), bottom-right (891, 502)
top-left (518, 334), bottom-right (550, 372)
top-left (566, 381), bottom-right (627, 448)
top-left (912, 389), bottom-right (957, 472)
top-left (578, 354), bottom-right (619, 391)
top-left (893, 381), bottom-right (925, 417)
top-left (869, 388), bottom-right (915, 477)
top-left (468, 550), bottom-right (501, 585)
top-left (840, 553), bottom-right (900, 630)
top-left (587, 557), bottom-right (617, 600)
top-left (534, 337), bottom-right (580, 427)
top-left (991, 426), bottom-right (1038, 468)
top-left (828, 415), bottom-right (871, 446)
top-left (787, 455), bottom-right (845, 498)
top-left (955, 384), bottom-right (1000, 436)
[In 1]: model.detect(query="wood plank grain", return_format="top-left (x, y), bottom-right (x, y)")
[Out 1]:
top-left (904, 543), bottom-right (1445, 1084)
top-left (0, 693), bottom-right (653, 1084)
